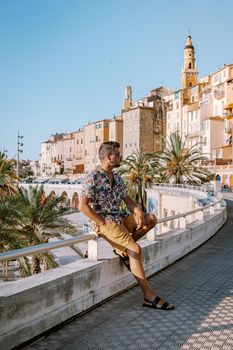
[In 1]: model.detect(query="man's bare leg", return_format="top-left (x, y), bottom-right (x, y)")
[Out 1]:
top-left (127, 242), bottom-right (174, 309)
top-left (126, 243), bottom-right (155, 301)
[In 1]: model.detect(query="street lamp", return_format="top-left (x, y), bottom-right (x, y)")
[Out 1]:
top-left (17, 131), bottom-right (23, 177)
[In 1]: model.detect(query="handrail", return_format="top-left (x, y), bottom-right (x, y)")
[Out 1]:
top-left (0, 232), bottom-right (97, 263)
top-left (152, 183), bottom-right (214, 193)
top-left (157, 199), bottom-right (222, 224)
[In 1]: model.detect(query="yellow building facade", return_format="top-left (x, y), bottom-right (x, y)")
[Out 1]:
top-left (83, 119), bottom-right (110, 173)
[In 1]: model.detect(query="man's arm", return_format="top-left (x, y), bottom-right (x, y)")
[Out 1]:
top-left (123, 195), bottom-right (146, 230)
top-left (79, 195), bottom-right (106, 226)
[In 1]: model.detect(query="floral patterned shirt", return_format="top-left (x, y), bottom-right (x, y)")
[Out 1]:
top-left (81, 166), bottom-right (128, 228)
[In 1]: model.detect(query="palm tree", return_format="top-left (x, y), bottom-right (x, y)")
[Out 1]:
top-left (118, 151), bottom-right (160, 211)
top-left (5, 185), bottom-right (79, 274)
top-left (0, 198), bottom-right (31, 281)
top-left (0, 152), bottom-right (19, 200)
top-left (155, 132), bottom-right (213, 184)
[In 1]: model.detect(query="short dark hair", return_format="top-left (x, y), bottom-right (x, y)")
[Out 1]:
top-left (99, 141), bottom-right (120, 161)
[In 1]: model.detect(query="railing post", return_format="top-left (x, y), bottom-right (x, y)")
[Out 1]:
top-left (209, 205), bottom-right (215, 215)
top-left (88, 232), bottom-right (98, 261)
top-left (196, 209), bottom-right (204, 221)
top-left (179, 216), bottom-right (186, 229)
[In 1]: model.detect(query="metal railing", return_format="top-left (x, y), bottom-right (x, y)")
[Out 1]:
top-left (0, 233), bottom-right (98, 264)
top-left (152, 182), bottom-right (214, 193)
top-left (146, 199), bottom-right (223, 238)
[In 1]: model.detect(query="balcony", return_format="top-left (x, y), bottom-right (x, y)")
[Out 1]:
top-left (213, 90), bottom-right (225, 99)
top-left (223, 112), bottom-right (233, 120)
top-left (186, 130), bottom-right (200, 138)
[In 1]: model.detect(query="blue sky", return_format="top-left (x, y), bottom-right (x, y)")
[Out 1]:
top-left (1, 0), bottom-right (233, 160)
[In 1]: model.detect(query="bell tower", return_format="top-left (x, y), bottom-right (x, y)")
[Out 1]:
top-left (181, 34), bottom-right (198, 89)
top-left (123, 85), bottom-right (132, 110)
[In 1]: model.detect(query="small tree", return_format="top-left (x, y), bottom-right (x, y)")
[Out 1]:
top-left (5, 185), bottom-right (79, 275)
top-left (156, 133), bottom-right (213, 184)
top-left (0, 152), bottom-right (19, 200)
top-left (118, 151), bottom-right (159, 211)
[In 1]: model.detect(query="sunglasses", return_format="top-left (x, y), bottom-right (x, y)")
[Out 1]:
top-left (110, 152), bottom-right (121, 157)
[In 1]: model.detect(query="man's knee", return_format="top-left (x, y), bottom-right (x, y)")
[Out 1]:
top-left (147, 213), bottom-right (157, 228)
top-left (127, 243), bottom-right (141, 257)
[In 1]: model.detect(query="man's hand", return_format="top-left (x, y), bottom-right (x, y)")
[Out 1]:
top-left (134, 208), bottom-right (146, 230)
top-left (123, 195), bottom-right (147, 230)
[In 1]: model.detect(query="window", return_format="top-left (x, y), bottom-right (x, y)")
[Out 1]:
top-left (189, 63), bottom-right (192, 69)
top-left (175, 92), bottom-right (179, 100)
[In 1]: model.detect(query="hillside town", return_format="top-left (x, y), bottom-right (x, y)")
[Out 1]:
top-left (36, 34), bottom-right (233, 188)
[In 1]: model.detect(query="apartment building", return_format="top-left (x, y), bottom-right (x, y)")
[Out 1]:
top-left (122, 86), bottom-right (171, 158)
top-left (109, 116), bottom-right (123, 152)
top-left (73, 129), bottom-right (85, 173)
top-left (39, 130), bottom-right (85, 176)
top-left (83, 119), bottom-right (110, 173)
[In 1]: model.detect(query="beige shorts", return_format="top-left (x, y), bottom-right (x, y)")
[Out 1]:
top-left (96, 213), bottom-right (136, 253)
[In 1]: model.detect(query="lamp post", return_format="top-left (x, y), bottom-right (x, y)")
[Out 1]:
top-left (17, 131), bottom-right (23, 177)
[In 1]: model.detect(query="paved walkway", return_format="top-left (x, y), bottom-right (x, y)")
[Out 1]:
top-left (22, 199), bottom-right (233, 350)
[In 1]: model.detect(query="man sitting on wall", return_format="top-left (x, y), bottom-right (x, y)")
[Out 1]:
top-left (79, 141), bottom-right (175, 310)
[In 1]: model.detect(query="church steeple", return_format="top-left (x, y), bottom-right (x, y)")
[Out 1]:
top-left (123, 85), bottom-right (132, 110)
top-left (181, 34), bottom-right (198, 89)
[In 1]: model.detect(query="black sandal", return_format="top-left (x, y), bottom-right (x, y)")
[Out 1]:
top-left (113, 250), bottom-right (131, 271)
top-left (143, 296), bottom-right (175, 310)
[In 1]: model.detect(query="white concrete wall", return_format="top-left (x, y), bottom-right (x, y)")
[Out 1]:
top-left (0, 204), bottom-right (227, 350)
